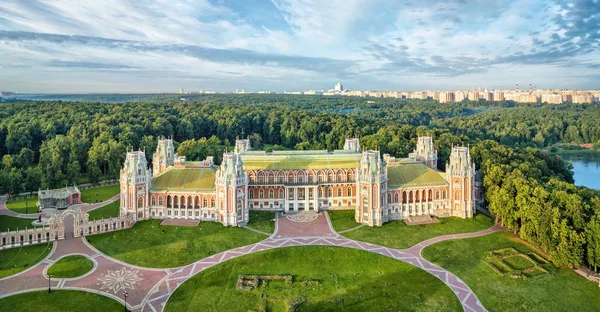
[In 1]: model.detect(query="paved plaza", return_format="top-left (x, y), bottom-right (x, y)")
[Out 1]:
top-left (0, 208), bottom-right (502, 312)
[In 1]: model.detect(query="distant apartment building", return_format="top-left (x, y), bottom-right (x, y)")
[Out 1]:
top-left (467, 91), bottom-right (479, 101)
top-left (493, 91), bottom-right (504, 101)
top-left (572, 94), bottom-right (593, 104)
top-left (304, 90), bottom-right (323, 95)
top-left (439, 92), bottom-right (455, 103)
top-left (454, 91), bottom-right (466, 102)
top-left (433, 92), bottom-right (440, 101)
top-left (179, 88), bottom-right (184, 94)
top-left (411, 91), bottom-right (427, 100)
top-left (561, 94), bottom-right (572, 103)
top-left (541, 94), bottom-right (563, 104)
top-left (518, 94), bottom-right (540, 103)
top-left (335, 83), bottom-right (343, 92)
top-left (484, 92), bottom-right (494, 101)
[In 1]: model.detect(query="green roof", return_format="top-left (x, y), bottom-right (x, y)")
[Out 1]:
top-left (151, 167), bottom-right (216, 192)
top-left (387, 164), bottom-right (448, 189)
top-left (240, 153), bottom-right (361, 171)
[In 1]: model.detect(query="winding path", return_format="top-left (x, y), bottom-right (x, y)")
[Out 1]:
top-left (0, 194), bottom-right (120, 219)
top-left (0, 212), bottom-right (502, 312)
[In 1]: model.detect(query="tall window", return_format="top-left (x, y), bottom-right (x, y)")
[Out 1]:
top-left (211, 199), bottom-right (215, 207)
top-left (394, 193), bottom-right (399, 203)
top-left (137, 198), bottom-right (143, 209)
top-left (159, 197), bottom-right (163, 206)
top-left (249, 189), bottom-right (254, 199)
top-left (387, 194), bottom-right (392, 203)
top-left (269, 189), bottom-right (274, 198)
top-left (203, 198), bottom-right (208, 207)
top-left (328, 187), bottom-right (333, 197)
top-left (259, 190), bottom-right (264, 199)
top-left (348, 187), bottom-right (352, 197)
top-left (279, 189), bottom-right (284, 198)
top-left (337, 188), bottom-right (342, 197)
top-left (151, 197), bottom-right (156, 206)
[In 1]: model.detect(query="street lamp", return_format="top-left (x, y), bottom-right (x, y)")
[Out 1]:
top-left (123, 290), bottom-right (129, 312)
top-left (47, 274), bottom-right (53, 293)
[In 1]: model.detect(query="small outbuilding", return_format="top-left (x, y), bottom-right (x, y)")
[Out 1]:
top-left (37, 186), bottom-right (81, 210)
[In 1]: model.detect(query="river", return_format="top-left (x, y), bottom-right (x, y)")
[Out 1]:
top-left (558, 152), bottom-right (600, 190)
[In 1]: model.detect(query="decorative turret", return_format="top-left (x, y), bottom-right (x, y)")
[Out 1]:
top-left (356, 150), bottom-right (387, 226)
top-left (343, 137), bottom-right (361, 152)
top-left (445, 146), bottom-right (475, 218)
top-left (120, 151), bottom-right (152, 220)
top-left (234, 139), bottom-right (251, 154)
top-left (153, 137), bottom-right (175, 176)
top-left (215, 148), bottom-right (248, 226)
top-left (409, 136), bottom-right (438, 169)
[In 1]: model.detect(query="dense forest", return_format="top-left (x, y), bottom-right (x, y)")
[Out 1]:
top-left (1, 95), bottom-right (599, 270)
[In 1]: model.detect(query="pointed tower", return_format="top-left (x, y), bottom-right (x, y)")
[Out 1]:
top-left (355, 150), bottom-right (388, 226)
top-left (234, 138), bottom-right (251, 154)
top-left (215, 146), bottom-right (249, 226)
top-left (446, 146), bottom-right (475, 218)
top-left (120, 151), bottom-right (152, 220)
top-left (153, 137), bottom-right (175, 176)
top-left (409, 136), bottom-right (438, 169)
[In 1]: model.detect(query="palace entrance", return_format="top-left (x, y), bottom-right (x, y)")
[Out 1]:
top-left (63, 214), bottom-right (75, 239)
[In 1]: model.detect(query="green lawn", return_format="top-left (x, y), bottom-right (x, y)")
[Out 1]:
top-left (47, 255), bottom-right (93, 278)
top-left (246, 211), bottom-right (276, 234)
top-left (5, 198), bottom-right (39, 214)
top-left (0, 243), bottom-right (53, 278)
top-left (87, 201), bottom-right (120, 220)
top-left (0, 290), bottom-right (122, 312)
top-left (328, 210), bottom-right (359, 232)
top-left (0, 215), bottom-right (39, 232)
top-left (80, 184), bottom-right (119, 203)
top-left (335, 212), bottom-right (494, 250)
top-left (88, 219), bottom-right (267, 268)
top-left (166, 246), bottom-right (461, 312)
top-left (422, 231), bottom-right (600, 311)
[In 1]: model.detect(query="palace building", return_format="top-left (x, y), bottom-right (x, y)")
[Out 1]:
top-left (120, 137), bottom-right (475, 227)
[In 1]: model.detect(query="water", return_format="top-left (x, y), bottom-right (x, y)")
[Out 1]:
top-left (559, 153), bottom-right (600, 190)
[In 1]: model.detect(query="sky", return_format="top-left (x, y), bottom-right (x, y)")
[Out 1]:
top-left (0, 0), bottom-right (599, 93)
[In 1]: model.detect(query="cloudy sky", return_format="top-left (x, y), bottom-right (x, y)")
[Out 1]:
top-left (0, 0), bottom-right (599, 93)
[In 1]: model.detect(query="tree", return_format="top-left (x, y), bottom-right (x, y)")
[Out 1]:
top-left (586, 217), bottom-right (600, 272)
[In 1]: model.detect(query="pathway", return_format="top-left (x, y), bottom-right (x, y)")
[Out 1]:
top-left (0, 212), bottom-right (502, 312)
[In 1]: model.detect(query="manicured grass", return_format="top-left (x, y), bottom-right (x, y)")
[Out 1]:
top-left (246, 211), bottom-right (276, 234)
top-left (422, 231), bottom-right (600, 311)
top-left (0, 215), bottom-right (39, 232)
top-left (0, 243), bottom-right (52, 278)
top-left (88, 219), bottom-right (267, 268)
top-left (80, 184), bottom-right (119, 203)
top-left (328, 209), bottom-right (359, 232)
top-left (0, 290), bottom-right (122, 311)
top-left (5, 198), bottom-right (39, 214)
top-left (87, 201), bottom-right (120, 220)
top-left (335, 212), bottom-right (494, 250)
top-left (166, 246), bottom-right (461, 312)
top-left (47, 255), bottom-right (93, 278)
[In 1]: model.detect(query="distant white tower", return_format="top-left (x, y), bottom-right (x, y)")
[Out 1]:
top-left (335, 82), bottom-right (343, 92)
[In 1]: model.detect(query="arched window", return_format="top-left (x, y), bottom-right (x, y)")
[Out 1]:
top-left (308, 173), bottom-right (314, 183)
top-left (337, 173), bottom-right (342, 182)
top-left (328, 173), bottom-right (333, 182)
top-left (174, 196), bottom-right (179, 208)
top-left (211, 198), bottom-right (215, 207)
top-left (269, 189), bottom-right (274, 198)
top-left (298, 175), bottom-right (303, 183)
top-left (387, 194), bottom-right (392, 203)
top-left (288, 173), bottom-right (294, 183)
top-left (278, 173), bottom-right (284, 183)
top-left (237, 199), bottom-right (243, 214)
top-left (319, 188), bottom-right (324, 198)
top-left (318, 172), bottom-right (324, 183)
top-left (347, 171), bottom-right (352, 182)
top-left (159, 196), bottom-right (164, 207)
top-left (167, 195), bottom-right (172, 208)
top-left (151, 197), bottom-right (156, 206)
top-left (269, 173), bottom-right (274, 184)
top-left (249, 189), bottom-right (254, 199)
top-left (328, 187), bottom-right (333, 197)
top-left (436, 191), bottom-right (440, 200)
top-left (180, 197), bottom-right (185, 208)
top-left (278, 189), bottom-right (284, 198)
top-left (337, 188), bottom-right (342, 197)
top-left (455, 191), bottom-right (460, 200)
top-left (137, 197), bottom-right (143, 209)
top-left (348, 187), bottom-right (352, 197)
top-left (195, 196), bottom-right (200, 208)
top-left (443, 190), bottom-right (447, 199)
top-left (259, 189), bottom-right (264, 199)
top-left (258, 173), bottom-right (264, 184)
top-left (394, 193), bottom-right (399, 203)
top-left (203, 198), bottom-right (208, 207)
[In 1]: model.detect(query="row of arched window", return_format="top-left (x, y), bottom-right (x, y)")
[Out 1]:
top-left (248, 169), bottom-right (356, 184)
top-left (248, 186), bottom-right (354, 199)
top-left (150, 194), bottom-right (215, 209)
top-left (387, 189), bottom-right (447, 204)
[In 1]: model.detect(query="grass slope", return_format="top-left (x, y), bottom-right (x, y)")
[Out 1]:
top-left (88, 219), bottom-right (266, 268)
top-left (166, 246), bottom-right (461, 312)
top-left (0, 215), bottom-right (38, 232)
top-left (422, 231), bottom-right (600, 312)
top-left (333, 212), bottom-right (493, 250)
top-left (80, 185), bottom-right (119, 203)
top-left (328, 210), bottom-right (359, 232)
top-left (0, 243), bottom-right (52, 278)
top-left (246, 211), bottom-right (276, 234)
top-left (0, 290), bottom-right (122, 312)
top-left (5, 198), bottom-right (38, 214)
top-left (47, 255), bottom-right (93, 278)
top-left (87, 201), bottom-right (120, 220)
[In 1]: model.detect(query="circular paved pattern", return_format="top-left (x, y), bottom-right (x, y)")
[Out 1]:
top-left (0, 209), bottom-right (502, 312)
top-left (285, 212), bottom-right (319, 223)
